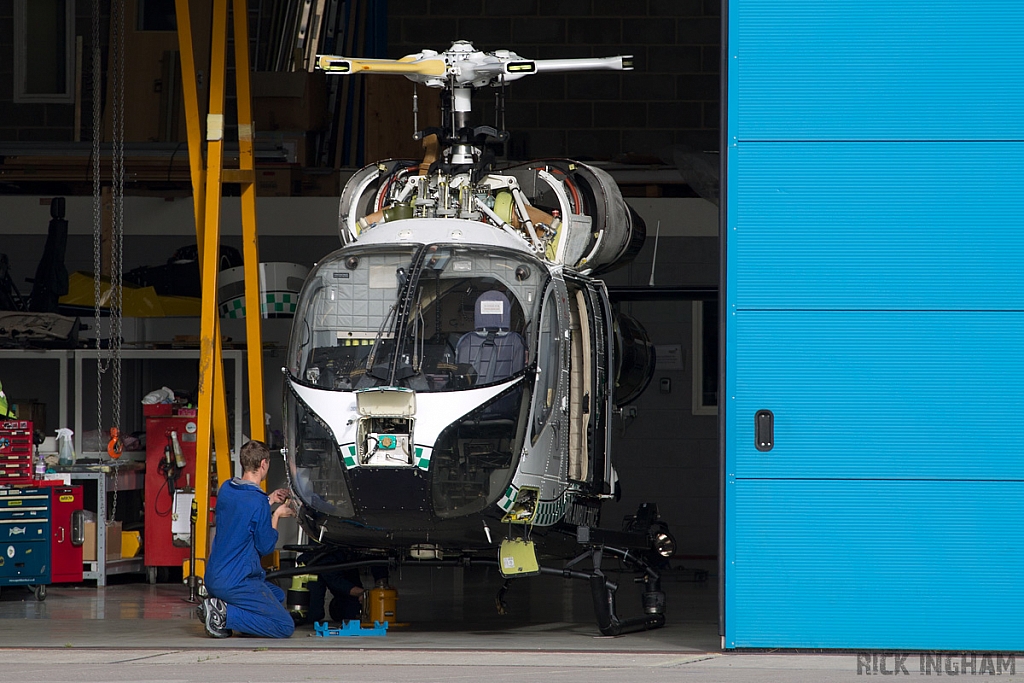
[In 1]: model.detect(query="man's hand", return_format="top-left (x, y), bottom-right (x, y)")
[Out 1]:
top-left (273, 504), bottom-right (296, 519)
top-left (268, 488), bottom-right (290, 505)
top-left (271, 502), bottom-right (296, 529)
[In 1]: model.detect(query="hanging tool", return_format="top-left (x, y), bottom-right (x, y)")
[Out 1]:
top-left (159, 443), bottom-right (180, 497)
top-left (107, 427), bottom-right (123, 459)
top-left (169, 429), bottom-right (187, 469)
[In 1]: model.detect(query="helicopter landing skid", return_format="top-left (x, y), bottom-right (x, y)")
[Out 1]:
top-left (271, 544), bottom-right (666, 636)
top-left (490, 545), bottom-right (665, 635)
top-left (586, 545), bottom-right (666, 636)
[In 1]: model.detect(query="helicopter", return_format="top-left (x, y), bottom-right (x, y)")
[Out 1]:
top-left (278, 41), bottom-right (675, 635)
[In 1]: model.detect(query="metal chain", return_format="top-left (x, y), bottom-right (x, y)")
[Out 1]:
top-left (91, 0), bottom-right (116, 522)
top-left (91, 0), bottom-right (104, 375)
top-left (90, 0), bottom-right (113, 495)
top-left (90, 0), bottom-right (126, 524)
top-left (111, 0), bottom-right (125, 443)
top-left (105, 0), bottom-right (128, 524)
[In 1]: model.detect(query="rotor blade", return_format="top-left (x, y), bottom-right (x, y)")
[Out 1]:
top-left (533, 55), bottom-right (633, 73)
top-left (316, 55), bottom-right (446, 76)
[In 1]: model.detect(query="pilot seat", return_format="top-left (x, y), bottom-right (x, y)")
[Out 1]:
top-left (455, 291), bottom-right (526, 385)
top-left (453, 290), bottom-right (526, 446)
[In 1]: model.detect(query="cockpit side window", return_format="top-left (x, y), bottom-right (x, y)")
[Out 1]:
top-left (288, 247), bottom-right (416, 390)
top-left (531, 286), bottom-right (561, 441)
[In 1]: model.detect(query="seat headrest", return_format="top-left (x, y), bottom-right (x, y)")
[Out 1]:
top-left (474, 291), bottom-right (511, 331)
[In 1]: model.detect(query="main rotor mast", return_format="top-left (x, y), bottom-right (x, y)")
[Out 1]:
top-left (316, 41), bottom-right (632, 163)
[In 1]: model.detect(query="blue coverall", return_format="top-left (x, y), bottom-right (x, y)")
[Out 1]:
top-left (204, 478), bottom-right (295, 638)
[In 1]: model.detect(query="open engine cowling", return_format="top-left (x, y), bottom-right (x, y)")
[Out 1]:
top-left (337, 157), bottom-right (645, 275)
top-left (612, 312), bottom-right (656, 407)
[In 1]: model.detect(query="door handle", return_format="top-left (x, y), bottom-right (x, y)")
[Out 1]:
top-left (71, 509), bottom-right (85, 546)
top-left (755, 410), bottom-right (774, 452)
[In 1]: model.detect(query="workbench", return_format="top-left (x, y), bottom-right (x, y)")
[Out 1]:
top-left (65, 464), bottom-right (145, 586)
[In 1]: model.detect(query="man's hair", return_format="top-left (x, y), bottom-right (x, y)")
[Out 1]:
top-left (239, 439), bottom-right (270, 473)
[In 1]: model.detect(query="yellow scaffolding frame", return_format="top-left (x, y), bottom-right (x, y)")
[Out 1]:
top-left (174, 0), bottom-right (266, 579)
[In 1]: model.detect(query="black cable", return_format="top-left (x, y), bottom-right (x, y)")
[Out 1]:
top-left (168, 141), bottom-right (185, 182)
top-left (153, 461), bottom-right (177, 517)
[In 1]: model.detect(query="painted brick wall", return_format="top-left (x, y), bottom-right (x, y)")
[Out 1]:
top-left (387, 0), bottom-right (721, 160)
top-left (0, 2), bottom-right (721, 160)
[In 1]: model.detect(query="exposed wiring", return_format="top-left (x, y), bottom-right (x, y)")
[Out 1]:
top-left (361, 435), bottom-right (379, 464)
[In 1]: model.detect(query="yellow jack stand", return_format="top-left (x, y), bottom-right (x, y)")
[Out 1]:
top-left (174, 0), bottom-right (267, 583)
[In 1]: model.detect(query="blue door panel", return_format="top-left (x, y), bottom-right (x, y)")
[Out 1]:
top-left (732, 0), bottom-right (1024, 140)
top-left (732, 142), bottom-right (1024, 310)
top-left (726, 479), bottom-right (1024, 650)
top-left (732, 311), bottom-right (1024, 479)
top-left (727, 0), bottom-right (1024, 651)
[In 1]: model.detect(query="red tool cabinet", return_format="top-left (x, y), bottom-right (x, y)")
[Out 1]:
top-left (0, 420), bottom-right (34, 485)
top-left (144, 414), bottom-right (197, 569)
top-left (48, 484), bottom-right (84, 583)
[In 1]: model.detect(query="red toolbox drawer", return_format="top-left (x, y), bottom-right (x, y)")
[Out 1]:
top-left (0, 420), bottom-right (33, 486)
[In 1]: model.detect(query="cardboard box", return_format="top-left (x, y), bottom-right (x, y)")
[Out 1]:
top-left (252, 71), bottom-right (328, 131)
top-left (298, 169), bottom-right (341, 196)
top-left (255, 166), bottom-right (295, 197)
top-left (82, 521), bottom-right (123, 562)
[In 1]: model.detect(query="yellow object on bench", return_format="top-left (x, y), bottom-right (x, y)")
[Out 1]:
top-left (121, 530), bottom-right (141, 559)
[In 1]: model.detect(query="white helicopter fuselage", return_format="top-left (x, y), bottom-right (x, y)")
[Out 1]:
top-left (284, 218), bottom-right (618, 550)
top-left (278, 42), bottom-right (670, 635)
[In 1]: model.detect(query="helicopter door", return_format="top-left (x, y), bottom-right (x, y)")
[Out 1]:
top-left (565, 278), bottom-right (610, 490)
top-left (568, 288), bottom-right (591, 482)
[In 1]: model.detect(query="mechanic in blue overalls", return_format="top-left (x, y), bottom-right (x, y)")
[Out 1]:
top-left (200, 439), bottom-right (296, 638)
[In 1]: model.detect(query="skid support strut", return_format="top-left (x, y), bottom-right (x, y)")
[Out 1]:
top-left (266, 547), bottom-right (666, 635)
top-left (588, 546), bottom-right (666, 636)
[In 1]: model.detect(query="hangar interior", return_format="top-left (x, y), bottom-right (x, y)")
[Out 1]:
top-left (0, 0), bottom-right (723, 649)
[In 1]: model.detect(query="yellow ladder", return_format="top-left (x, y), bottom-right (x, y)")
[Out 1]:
top-left (174, 0), bottom-right (267, 578)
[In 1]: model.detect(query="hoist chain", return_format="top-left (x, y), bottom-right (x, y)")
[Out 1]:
top-left (107, 0), bottom-right (127, 524)
top-left (92, 0), bottom-right (127, 524)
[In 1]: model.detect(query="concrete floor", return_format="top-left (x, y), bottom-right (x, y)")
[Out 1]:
top-left (0, 563), bottom-right (876, 682)
top-left (0, 562), bottom-right (719, 651)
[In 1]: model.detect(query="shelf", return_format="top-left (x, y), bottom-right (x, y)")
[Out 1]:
top-left (82, 557), bottom-right (144, 581)
top-left (69, 468), bottom-right (145, 587)
top-left (72, 349), bottom-right (246, 459)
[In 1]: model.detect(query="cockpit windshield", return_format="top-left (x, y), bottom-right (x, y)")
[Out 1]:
top-left (289, 244), bottom-right (543, 392)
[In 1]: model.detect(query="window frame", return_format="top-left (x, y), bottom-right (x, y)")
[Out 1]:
top-left (691, 300), bottom-right (719, 416)
top-left (13, 0), bottom-right (77, 104)
top-left (530, 284), bottom-right (561, 441)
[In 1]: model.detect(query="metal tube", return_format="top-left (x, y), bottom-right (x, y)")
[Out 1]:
top-left (533, 56), bottom-right (631, 73)
top-left (474, 196), bottom-right (527, 243)
top-left (511, 187), bottom-right (541, 250)
top-left (266, 556), bottom-right (615, 590)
